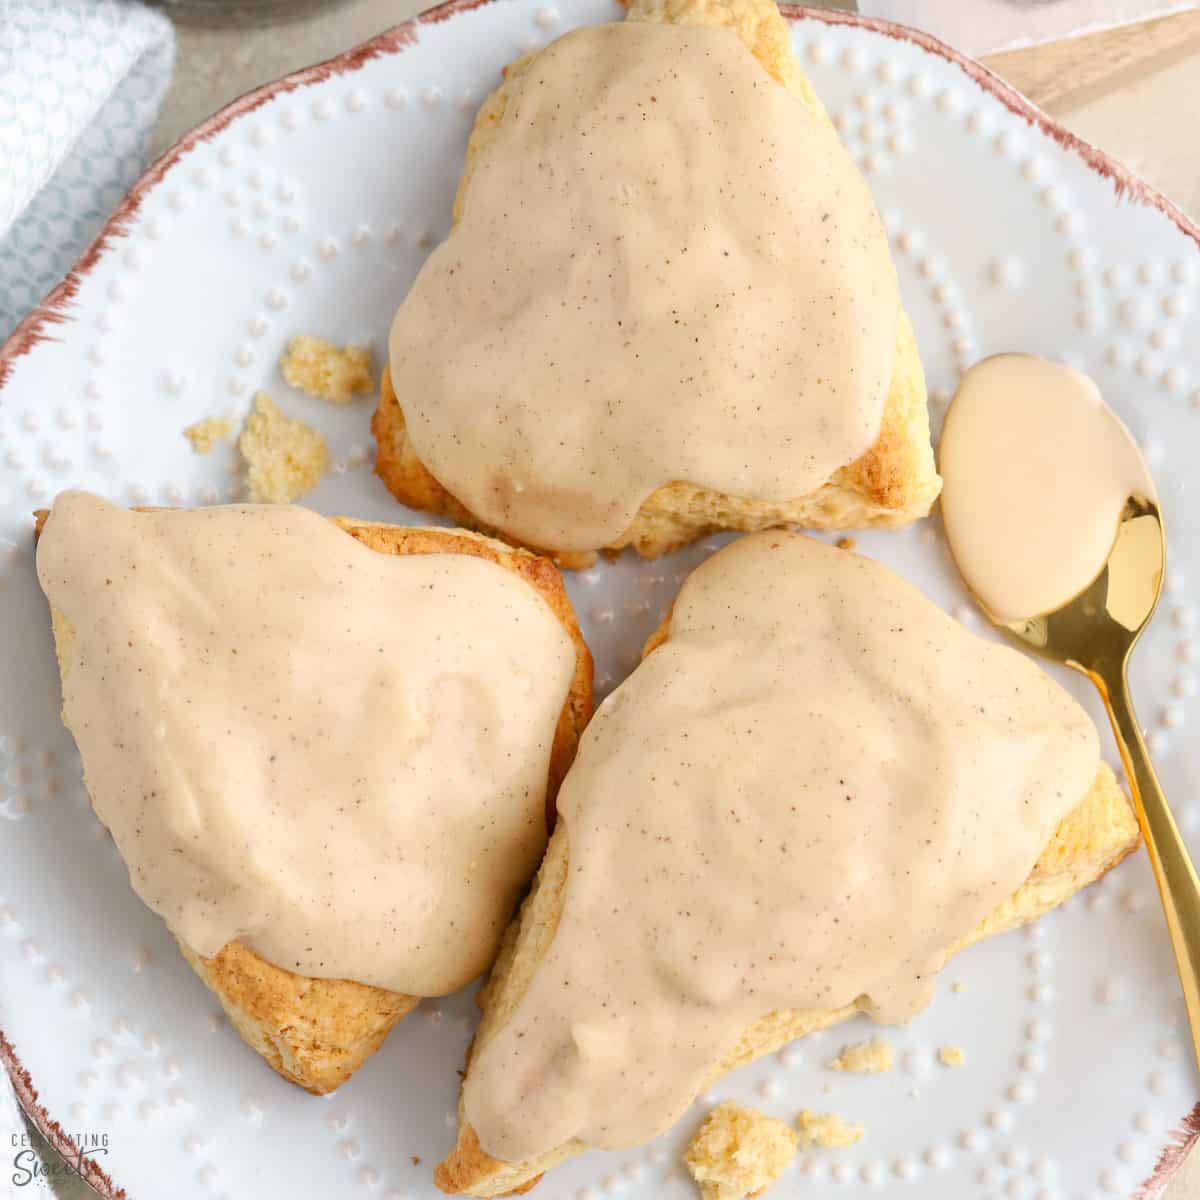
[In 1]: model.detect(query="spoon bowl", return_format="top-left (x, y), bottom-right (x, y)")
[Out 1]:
top-left (1000, 496), bottom-right (1164, 670)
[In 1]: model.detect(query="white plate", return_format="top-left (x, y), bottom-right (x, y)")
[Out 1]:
top-left (1, 3), bottom-right (1198, 1197)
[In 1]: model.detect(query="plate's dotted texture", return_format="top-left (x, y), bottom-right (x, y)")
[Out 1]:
top-left (0, 4), bottom-right (1197, 1199)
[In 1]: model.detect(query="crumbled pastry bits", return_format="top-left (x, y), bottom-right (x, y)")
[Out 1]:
top-left (280, 334), bottom-right (373, 404)
top-left (182, 416), bottom-right (233, 454)
top-left (238, 392), bottom-right (329, 504)
top-left (828, 1035), bottom-right (894, 1073)
top-left (796, 1109), bottom-right (865, 1149)
top-left (938, 1045), bottom-right (967, 1068)
top-left (686, 1101), bottom-right (798, 1200)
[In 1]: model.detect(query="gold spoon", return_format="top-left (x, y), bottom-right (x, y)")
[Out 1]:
top-left (976, 496), bottom-right (1200, 1068)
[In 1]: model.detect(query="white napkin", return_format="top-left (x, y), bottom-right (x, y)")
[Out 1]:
top-left (0, 0), bottom-right (175, 340)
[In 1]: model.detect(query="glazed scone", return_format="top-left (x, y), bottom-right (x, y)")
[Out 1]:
top-left (434, 534), bottom-right (1140, 1196)
top-left (239, 392), bottom-right (329, 503)
top-left (685, 1102), bottom-right (797, 1200)
top-left (374, 0), bottom-right (940, 565)
top-left (796, 1110), bottom-right (864, 1150)
top-left (828, 1036), bottom-right (894, 1074)
top-left (35, 504), bottom-right (593, 1095)
top-left (280, 334), bottom-right (373, 404)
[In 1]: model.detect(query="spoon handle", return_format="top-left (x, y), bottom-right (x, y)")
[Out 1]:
top-left (1099, 665), bottom-right (1200, 1071)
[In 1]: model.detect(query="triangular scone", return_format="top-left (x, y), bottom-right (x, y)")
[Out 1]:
top-left (435, 541), bottom-right (1139, 1196)
top-left (37, 512), bottom-right (593, 1095)
top-left (373, 0), bottom-right (940, 567)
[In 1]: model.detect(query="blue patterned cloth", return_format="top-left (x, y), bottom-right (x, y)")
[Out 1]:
top-left (0, 0), bottom-right (175, 340)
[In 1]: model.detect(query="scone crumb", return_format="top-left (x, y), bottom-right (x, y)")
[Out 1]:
top-left (183, 416), bottom-right (233, 454)
top-left (836, 536), bottom-right (857, 550)
top-left (828, 1035), bottom-right (894, 1073)
top-left (238, 392), bottom-right (329, 503)
top-left (796, 1109), bottom-right (864, 1149)
top-left (951, 980), bottom-right (966, 994)
top-left (686, 1101), bottom-right (797, 1200)
top-left (938, 1045), bottom-right (967, 1068)
top-left (280, 334), bottom-right (373, 403)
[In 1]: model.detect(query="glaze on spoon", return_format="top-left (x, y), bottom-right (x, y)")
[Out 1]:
top-left (939, 353), bottom-right (1154, 623)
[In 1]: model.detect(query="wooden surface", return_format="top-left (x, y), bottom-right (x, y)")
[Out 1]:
top-left (984, 7), bottom-right (1200, 112)
top-left (982, 8), bottom-right (1200, 220)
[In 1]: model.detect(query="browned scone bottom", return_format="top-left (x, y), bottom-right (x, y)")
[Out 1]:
top-left (374, 341), bottom-right (938, 569)
top-left (178, 940), bottom-right (421, 1095)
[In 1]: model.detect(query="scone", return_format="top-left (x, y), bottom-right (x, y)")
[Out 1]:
top-left (375, 0), bottom-right (940, 567)
top-left (35, 495), bottom-right (593, 1094)
top-left (435, 533), bottom-right (1139, 1194)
